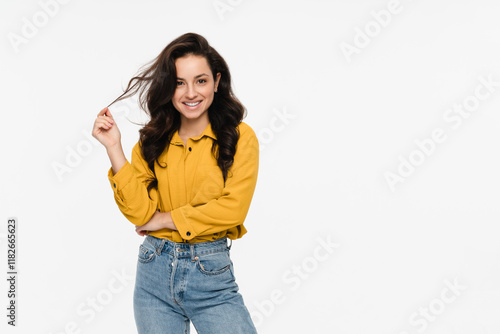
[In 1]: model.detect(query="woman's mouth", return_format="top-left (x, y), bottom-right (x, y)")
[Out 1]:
top-left (183, 101), bottom-right (201, 107)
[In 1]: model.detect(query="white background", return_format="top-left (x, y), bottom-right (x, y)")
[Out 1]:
top-left (1, 0), bottom-right (500, 333)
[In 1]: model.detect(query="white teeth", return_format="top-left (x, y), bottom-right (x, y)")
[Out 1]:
top-left (184, 101), bottom-right (200, 106)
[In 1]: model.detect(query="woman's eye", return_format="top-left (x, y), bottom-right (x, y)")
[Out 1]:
top-left (197, 79), bottom-right (207, 84)
top-left (177, 81), bottom-right (184, 86)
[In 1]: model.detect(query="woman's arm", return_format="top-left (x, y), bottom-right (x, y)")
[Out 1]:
top-left (135, 211), bottom-right (177, 236)
top-left (107, 142), bottom-right (127, 175)
top-left (93, 107), bottom-right (159, 227)
top-left (107, 141), bottom-right (159, 227)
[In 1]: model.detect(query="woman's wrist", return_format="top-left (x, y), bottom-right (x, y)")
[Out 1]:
top-left (107, 142), bottom-right (126, 175)
top-left (164, 212), bottom-right (177, 231)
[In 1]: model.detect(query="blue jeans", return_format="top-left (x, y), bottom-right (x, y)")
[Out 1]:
top-left (133, 235), bottom-right (258, 333)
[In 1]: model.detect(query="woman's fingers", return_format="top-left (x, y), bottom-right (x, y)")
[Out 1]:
top-left (104, 107), bottom-right (114, 120)
top-left (92, 107), bottom-right (121, 149)
top-left (101, 118), bottom-right (114, 129)
top-left (97, 107), bottom-right (108, 117)
top-left (98, 106), bottom-right (115, 121)
top-left (94, 120), bottom-right (112, 131)
top-left (95, 114), bottom-right (114, 129)
top-left (96, 107), bottom-right (114, 123)
top-left (135, 225), bottom-right (148, 236)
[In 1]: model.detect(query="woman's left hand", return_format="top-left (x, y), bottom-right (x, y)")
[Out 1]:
top-left (135, 211), bottom-right (176, 236)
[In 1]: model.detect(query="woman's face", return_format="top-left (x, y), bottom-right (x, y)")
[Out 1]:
top-left (172, 54), bottom-right (221, 124)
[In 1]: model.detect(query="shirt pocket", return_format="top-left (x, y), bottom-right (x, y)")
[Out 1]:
top-left (190, 165), bottom-right (224, 206)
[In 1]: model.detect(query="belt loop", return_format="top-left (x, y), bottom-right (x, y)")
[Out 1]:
top-left (227, 238), bottom-right (232, 250)
top-left (156, 238), bottom-right (166, 255)
top-left (190, 244), bottom-right (195, 261)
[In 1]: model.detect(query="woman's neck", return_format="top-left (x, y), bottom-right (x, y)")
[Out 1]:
top-left (178, 115), bottom-right (209, 144)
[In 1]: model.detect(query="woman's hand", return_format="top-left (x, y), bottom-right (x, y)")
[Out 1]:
top-left (135, 211), bottom-right (177, 236)
top-left (92, 107), bottom-right (121, 150)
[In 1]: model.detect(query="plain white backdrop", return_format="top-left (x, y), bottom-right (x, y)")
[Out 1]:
top-left (1, 0), bottom-right (500, 333)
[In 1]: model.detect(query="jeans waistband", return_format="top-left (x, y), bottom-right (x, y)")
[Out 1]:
top-left (144, 235), bottom-right (232, 259)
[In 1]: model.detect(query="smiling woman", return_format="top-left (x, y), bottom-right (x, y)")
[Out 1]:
top-left (91, 32), bottom-right (259, 333)
top-left (172, 55), bottom-right (221, 144)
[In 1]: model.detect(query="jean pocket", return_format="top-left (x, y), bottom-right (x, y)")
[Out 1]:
top-left (196, 250), bottom-right (232, 276)
top-left (138, 242), bottom-right (157, 264)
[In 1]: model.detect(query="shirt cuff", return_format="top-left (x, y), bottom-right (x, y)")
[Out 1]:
top-left (107, 160), bottom-right (132, 194)
top-left (171, 206), bottom-right (197, 241)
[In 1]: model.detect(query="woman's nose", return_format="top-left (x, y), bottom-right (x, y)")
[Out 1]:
top-left (186, 85), bottom-right (197, 99)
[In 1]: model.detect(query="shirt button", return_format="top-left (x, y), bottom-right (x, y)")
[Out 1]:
top-left (188, 147), bottom-right (192, 151)
top-left (113, 183), bottom-right (116, 188)
top-left (186, 231), bottom-right (191, 236)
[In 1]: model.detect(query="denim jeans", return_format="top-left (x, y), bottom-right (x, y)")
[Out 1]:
top-left (133, 235), bottom-right (258, 333)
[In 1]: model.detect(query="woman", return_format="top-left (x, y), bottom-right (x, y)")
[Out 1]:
top-left (91, 32), bottom-right (259, 333)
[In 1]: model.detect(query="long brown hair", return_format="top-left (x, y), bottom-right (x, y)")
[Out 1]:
top-left (106, 32), bottom-right (246, 197)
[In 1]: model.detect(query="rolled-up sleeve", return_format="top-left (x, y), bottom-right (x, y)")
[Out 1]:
top-left (170, 126), bottom-right (259, 240)
top-left (107, 142), bottom-right (158, 226)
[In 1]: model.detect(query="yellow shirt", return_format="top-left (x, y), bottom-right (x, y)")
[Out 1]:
top-left (107, 121), bottom-right (259, 243)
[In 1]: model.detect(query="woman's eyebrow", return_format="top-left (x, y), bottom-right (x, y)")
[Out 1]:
top-left (177, 73), bottom-right (209, 80)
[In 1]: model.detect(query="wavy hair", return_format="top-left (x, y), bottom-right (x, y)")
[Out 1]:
top-left (106, 32), bottom-right (246, 197)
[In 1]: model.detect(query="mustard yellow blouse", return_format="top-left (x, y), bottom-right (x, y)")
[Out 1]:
top-left (107, 121), bottom-right (259, 243)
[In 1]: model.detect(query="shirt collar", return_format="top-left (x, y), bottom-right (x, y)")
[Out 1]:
top-left (170, 122), bottom-right (217, 145)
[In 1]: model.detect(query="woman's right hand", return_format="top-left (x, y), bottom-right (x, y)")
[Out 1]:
top-left (92, 107), bottom-right (121, 150)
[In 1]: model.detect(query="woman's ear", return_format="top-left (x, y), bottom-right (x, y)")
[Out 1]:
top-left (215, 72), bottom-right (221, 92)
